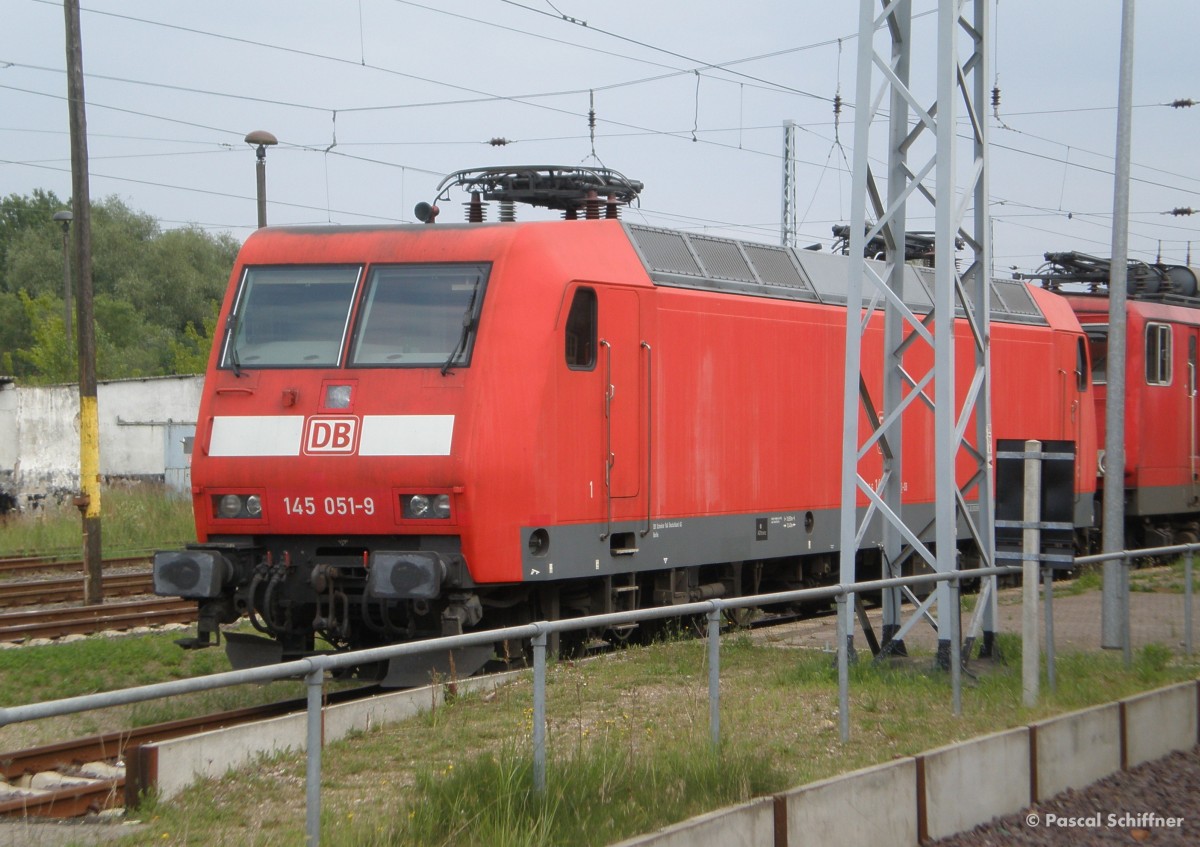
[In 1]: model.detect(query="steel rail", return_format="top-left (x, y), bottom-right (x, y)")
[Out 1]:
top-left (0, 555), bottom-right (151, 577)
top-left (0, 598), bottom-right (195, 643)
top-left (0, 571), bottom-right (154, 608)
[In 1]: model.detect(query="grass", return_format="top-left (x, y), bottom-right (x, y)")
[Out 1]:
top-left (1056, 565), bottom-right (1104, 596)
top-left (0, 483), bottom-right (195, 559)
top-left (0, 629), bottom-right (357, 750)
top-left (2, 621), bottom-right (1194, 847)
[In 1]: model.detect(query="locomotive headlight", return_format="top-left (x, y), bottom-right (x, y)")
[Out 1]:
top-left (409, 494), bottom-right (431, 517)
top-left (213, 493), bottom-right (265, 519)
top-left (218, 494), bottom-right (243, 518)
top-left (325, 384), bottom-right (353, 409)
top-left (402, 493), bottom-right (452, 520)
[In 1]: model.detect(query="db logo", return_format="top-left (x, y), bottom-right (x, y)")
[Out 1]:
top-left (304, 416), bottom-right (360, 455)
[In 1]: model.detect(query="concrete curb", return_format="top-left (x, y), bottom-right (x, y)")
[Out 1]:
top-left (129, 670), bottom-right (520, 802)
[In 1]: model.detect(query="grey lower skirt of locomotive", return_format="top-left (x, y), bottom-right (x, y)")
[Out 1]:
top-left (153, 535), bottom-right (489, 688)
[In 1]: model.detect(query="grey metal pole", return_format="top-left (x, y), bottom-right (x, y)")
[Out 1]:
top-left (532, 631), bottom-right (547, 793)
top-left (1044, 567), bottom-right (1057, 693)
top-left (950, 576), bottom-right (962, 717)
top-left (1022, 440), bottom-right (1042, 707)
top-left (836, 591), bottom-right (850, 742)
top-left (1186, 548), bottom-right (1194, 657)
top-left (1101, 0), bottom-right (1137, 649)
top-left (244, 130), bottom-right (277, 229)
top-left (1122, 553), bottom-right (1133, 668)
top-left (707, 609), bottom-right (720, 748)
top-left (305, 666), bottom-right (324, 847)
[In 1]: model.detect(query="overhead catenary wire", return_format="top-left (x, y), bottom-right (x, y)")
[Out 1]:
top-left (6, 1), bottom-right (1196, 264)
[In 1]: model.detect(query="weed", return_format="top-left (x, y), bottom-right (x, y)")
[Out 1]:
top-left (0, 484), bottom-right (195, 557)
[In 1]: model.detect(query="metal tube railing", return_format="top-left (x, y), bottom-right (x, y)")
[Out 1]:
top-left (2, 554), bottom-right (1193, 846)
top-left (1077, 542), bottom-right (1200, 666)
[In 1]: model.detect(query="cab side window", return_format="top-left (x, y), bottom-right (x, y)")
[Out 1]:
top-left (1146, 323), bottom-right (1172, 386)
top-left (565, 288), bottom-right (597, 370)
top-left (1085, 325), bottom-right (1108, 385)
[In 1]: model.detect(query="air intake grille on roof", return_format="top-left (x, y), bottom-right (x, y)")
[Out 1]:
top-left (629, 227), bottom-right (702, 277)
top-left (690, 236), bottom-right (756, 283)
top-left (743, 244), bottom-right (810, 291)
top-left (993, 279), bottom-right (1042, 316)
top-left (623, 223), bottom-right (1045, 324)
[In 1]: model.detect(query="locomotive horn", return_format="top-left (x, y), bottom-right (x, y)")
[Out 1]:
top-left (414, 201), bottom-right (439, 224)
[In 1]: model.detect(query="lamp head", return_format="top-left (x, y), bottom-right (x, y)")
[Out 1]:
top-left (244, 130), bottom-right (278, 160)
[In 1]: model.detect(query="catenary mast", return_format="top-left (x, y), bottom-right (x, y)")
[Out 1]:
top-left (838, 0), bottom-right (994, 669)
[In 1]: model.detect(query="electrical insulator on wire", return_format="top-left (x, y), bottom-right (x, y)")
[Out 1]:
top-left (1169, 207), bottom-right (1195, 217)
top-left (489, 137), bottom-right (512, 146)
top-left (1170, 99), bottom-right (1195, 108)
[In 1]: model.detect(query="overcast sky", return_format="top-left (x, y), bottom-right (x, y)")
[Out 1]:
top-left (2, 0), bottom-right (1198, 275)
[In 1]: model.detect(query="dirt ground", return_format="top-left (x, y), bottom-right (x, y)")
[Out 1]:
top-left (752, 577), bottom-right (1196, 657)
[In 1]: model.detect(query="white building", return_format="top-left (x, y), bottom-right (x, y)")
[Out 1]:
top-left (0, 374), bottom-right (203, 512)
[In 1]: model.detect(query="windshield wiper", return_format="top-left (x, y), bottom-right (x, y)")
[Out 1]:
top-left (223, 312), bottom-right (247, 378)
top-left (441, 283), bottom-right (480, 376)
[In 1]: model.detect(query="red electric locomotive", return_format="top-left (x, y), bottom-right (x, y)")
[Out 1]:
top-left (154, 167), bottom-right (1097, 682)
top-left (1039, 252), bottom-right (1200, 548)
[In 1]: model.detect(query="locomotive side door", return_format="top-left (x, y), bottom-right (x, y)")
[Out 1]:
top-left (1056, 330), bottom-right (1088, 504)
top-left (598, 287), bottom-right (643, 502)
top-left (1057, 331), bottom-right (1085, 442)
top-left (556, 284), bottom-right (644, 527)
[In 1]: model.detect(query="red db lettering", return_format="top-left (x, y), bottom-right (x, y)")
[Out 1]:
top-left (304, 417), bottom-right (359, 454)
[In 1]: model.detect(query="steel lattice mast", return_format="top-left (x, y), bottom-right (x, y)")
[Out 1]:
top-left (781, 119), bottom-right (798, 248)
top-left (838, 0), bottom-right (995, 665)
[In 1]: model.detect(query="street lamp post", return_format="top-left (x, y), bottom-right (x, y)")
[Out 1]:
top-left (244, 130), bottom-right (278, 229)
top-left (52, 210), bottom-right (73, 339)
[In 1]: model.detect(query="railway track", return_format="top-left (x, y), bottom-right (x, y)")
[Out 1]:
top-left (0, 554), bottom-right (153, 577)
top-left (0, 571), bottom-right (155, 609)
top-left (0, 597), bottom-right (195, 643)
top-left (0, 686), bottom-right (382, 818)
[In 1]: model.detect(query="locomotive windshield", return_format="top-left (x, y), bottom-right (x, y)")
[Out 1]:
top-left (348, 263), bottom-right (490, 369)
top-left (221, 266), bottom-right (361, 369)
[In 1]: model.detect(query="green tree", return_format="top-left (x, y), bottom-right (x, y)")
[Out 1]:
top-left (0, 189), bottom-right (66, 284)
top-left (0, 192), bottom-right (237, 383)
top-left (168, 314), bottom-right (219, 375)
top-left (14, 291), bottom-right (75, 383)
